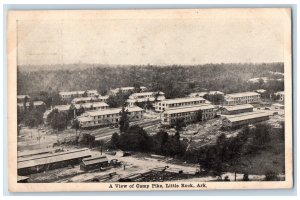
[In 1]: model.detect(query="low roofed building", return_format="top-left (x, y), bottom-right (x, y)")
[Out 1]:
top-left (80, 155), bottom-right (109, 171)
top-left (18, 148), bottom-right (91, 175)
top-left (221, 104), bottom-right (254, 115)
top-left (222, 111), bottom-right (271, 128)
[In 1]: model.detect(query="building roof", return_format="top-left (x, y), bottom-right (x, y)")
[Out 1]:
top-left (17, 95), bottom-right (30, 99)
top-left (120, 87), bottom-right (135, 90)
top-left (223, 104), bottom-right (254, 111)
top-left (53, 104), bottom-right (71, 112)
top-left (189, 92), bottom-right (207, 97)
top-left (226, 92), bottom-right (260, 98)
top-left (247, 77), bottom-right (269, 82)
top-left (59, 91), bottom-right (85, 96)
top-left (99, 95), bottom-right (109, 99)
top-left (275, 91), bottom-right (284, 95)
top-left (160, 97), bottom-right (205, 104)
top-left (18, 148), bottom-right (91, 169)
top-left (85, 106), bottom-right (144, 117)
top-left (256, 89), bottom-right (266, 93)
top-left (82, 156), bottom-right (108, 166)
top-left (190, 91), bottom-right (224, 97)
top-left (272, 103), bottom-right (284, 107)
top-left (127, 97), bottom-right (156, 103)
top-left (72, 96), bottom-right (107, 103)
top-left (224, 111), bottom-right (270, 123)
top-left (17, 101), bottom-right (45, 107)
top-left (75, 102), bottom-right (108, 109)
top-left (130, 92), bottom-right (155, 97)
top-left (18, 148), bottom-right (53, 158)
top-left (72, 97), bottom-right (94, 102)
top-left (164, 104), bottom-right (215, 115)
top-left (77, 116), bottom-right (92, 122)
top-left (86, 90), bottom-right (98, 94)
top-left (111, 86), bottom-right (147, 93)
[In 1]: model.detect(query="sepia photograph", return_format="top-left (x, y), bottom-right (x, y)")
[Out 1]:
top-left (7, 8), bottom-right (293, 192)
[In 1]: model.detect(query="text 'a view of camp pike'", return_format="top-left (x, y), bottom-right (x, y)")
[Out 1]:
top-left (111, 183), bottom-right (207, 189)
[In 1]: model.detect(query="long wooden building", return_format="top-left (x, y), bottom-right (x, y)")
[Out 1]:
top-left (155, 97), bottom-right (206, 112)
top-left (77, 106), bottom-right (144, 128)
top-left (161, 104), bottom-right (216, 126)
top-left (222, 111), bottom-right (270, 128)
top-left (221, 104), bottom-right (254, 115)
top-left (18, 148), bottom-right (91, 176)
top-left (224, 92), bottom-right (261, 105)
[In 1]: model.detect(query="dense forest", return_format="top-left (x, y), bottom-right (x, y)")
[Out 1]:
top-left (17, 63), bottom-right (284, 99)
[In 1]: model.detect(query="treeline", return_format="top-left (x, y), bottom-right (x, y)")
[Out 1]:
top-left (109, 126), bottom-right (187, 157)
top-left (17, 63), bottom-right (284, 99)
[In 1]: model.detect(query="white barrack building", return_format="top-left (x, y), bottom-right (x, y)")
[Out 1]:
top-left (59, 90), bottom-right (99, 101)
top-left (109, 86), bottom-right (147, 95)
top-left (77, 106), bottom-right (144, 128)
top-left (71, 96), bottom-right (108, 104)
top-left (155, 97), bottom-right (206, 112)
top-left (59, 91), bottom-right (85, 100)
top-left (127, 92), bottom-right (165, 107)
top-left (224, 92), bottom-right (260, 105)
top-left (74, 102), bottom-right (109, 111)
top-left (161, 104), bottom-right (216, 126)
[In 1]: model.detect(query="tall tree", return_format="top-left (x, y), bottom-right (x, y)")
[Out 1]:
top-left (119, 107), bottom-right (129, 133)
top-left (110, 132), bottom-right (120, 149)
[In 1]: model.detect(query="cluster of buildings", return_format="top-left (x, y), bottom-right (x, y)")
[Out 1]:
top-left (20, 85), bottom-right (285, 130)
top-left (220, 103), bottom-right (272, 128)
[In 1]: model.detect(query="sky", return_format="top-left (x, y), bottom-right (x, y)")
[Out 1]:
top-left (16, 9), bottom-right (288, 66)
